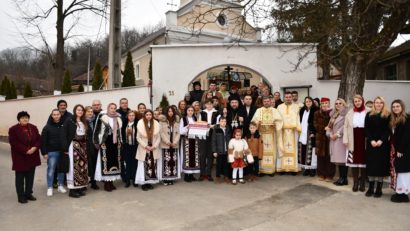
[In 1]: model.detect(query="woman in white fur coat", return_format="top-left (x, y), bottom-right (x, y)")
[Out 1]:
top-left (135, 110), bottom-right (161, 191)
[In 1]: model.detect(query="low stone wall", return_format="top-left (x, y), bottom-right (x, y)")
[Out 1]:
top-left (314, 80), bottom-right (410, 108)
top-left (0, 86), bottom-right (150, 136)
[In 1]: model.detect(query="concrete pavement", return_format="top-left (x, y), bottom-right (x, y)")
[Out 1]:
top-left (0, 142), bottom-right (408, 231)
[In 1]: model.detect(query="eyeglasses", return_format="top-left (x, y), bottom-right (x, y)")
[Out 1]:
top-left (335, 103), bottom-right (342, 105)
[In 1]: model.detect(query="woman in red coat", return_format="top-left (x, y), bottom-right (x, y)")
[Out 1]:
top-left (8, 111), bottom-right (41, 204)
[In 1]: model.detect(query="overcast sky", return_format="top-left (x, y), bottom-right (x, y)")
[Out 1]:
top-left (0, 0), bottom-right (408, 51)
top-left (0, 0), bottom-right (178, 51)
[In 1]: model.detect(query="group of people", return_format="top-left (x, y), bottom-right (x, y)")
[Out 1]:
top-left (8, 81), bottom-right (410, 205)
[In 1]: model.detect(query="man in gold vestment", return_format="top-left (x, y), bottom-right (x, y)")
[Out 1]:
top-left (277, 92), bottom-right (302, 174)
top-left (251, 97), bottom-right (283, 175)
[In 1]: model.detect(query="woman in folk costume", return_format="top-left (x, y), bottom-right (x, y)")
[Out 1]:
top-left (389, 100), bottom-right (410, 203)
top-left (298, 96), bottom-right (319, 177)
top-left (314, 97), bottom-right (336, 182)
top-left (326, 98), bottom-right (349, 186)
top-left (158, 106), bottom-right (181, 185)
top-left (364, 96), bottom-right (390, 198)
top-left (94, 103), bottom-right (123, 192)
top-left (63, 104), bottom-right (89, 198)
top-left (343, 95), bottom-right (367, 192)
top-left (122, 110), bottom-right (139, 188)
top-left (228, 129), bottom-right (252, 185)
top-left (135, 110), bottom-right (161, 191)
top-left (179, 106), bottom-right (201, 182)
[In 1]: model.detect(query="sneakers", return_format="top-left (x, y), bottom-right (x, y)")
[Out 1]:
top-left (47, 188), bottom-right (53, 197)
top-left (58, 185), bottom-right (67, 193)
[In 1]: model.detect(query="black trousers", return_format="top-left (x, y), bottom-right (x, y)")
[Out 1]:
top-left (215, 153), bottom-right (229, 177)
top-left (248, 158), bottom-right (260, 176)
top-left (15, 167), bottom-right (36, 198)
top-left (89, 147), bottom-right (99, 183)
top-left (199, 137), bottom-right (213, 176)
top-left (120, 146), bottom-right (126, 182)
top-left (123, 144), bottom-right (138, 182)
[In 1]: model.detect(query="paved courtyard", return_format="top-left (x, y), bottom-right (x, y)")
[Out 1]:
top-left (0, 142), bottom-right (409, 231)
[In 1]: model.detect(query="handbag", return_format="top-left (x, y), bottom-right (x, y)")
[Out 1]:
top-left (57, 152), bottom-right (69, 173)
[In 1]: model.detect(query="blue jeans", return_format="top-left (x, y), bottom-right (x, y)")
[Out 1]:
top-left (47, 151), bottom-right (64, 188)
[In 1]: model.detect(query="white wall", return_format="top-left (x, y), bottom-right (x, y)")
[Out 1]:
top-left (0, 86), bottom-right (150, 136)
top-left (152, 43), bottom-right (410, 108)
top-left (152, 43), bottom-right (319, 106)
top-left (316, 80), bottom-right (410, 107)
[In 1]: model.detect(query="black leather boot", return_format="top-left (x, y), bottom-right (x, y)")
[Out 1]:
top-left (374, 182), bottom-right (383, 198)
top-left (365, 181), bottom-right (375, 197)
top-left (302, 169), bottom-right (310, 176)
top-left (359, 177), bottom-right (366, 192)
top-left (352, 168), bottom-right (359, 192)
top-left (352, 179), bottom-right (359, 192)
top-left (18, 196), bottom-right (28, 204)
top-left (69, 189), bottom-right (80, 198)
top-left (125, 180), bottom-right (131, 188)
top-left (91, 181), bottom-right (99, 190)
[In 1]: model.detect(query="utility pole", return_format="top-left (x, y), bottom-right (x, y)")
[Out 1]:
top-left (87, 46), bottom-right (90, 91)
top-left (108, 0), bottom-right (121, 89)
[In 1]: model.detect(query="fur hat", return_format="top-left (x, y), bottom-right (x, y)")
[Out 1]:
top-left (320, 97), bottom-right (330, 103)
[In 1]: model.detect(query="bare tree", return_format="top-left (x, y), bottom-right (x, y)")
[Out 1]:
top-left (121, 22), bottom-right (164, 51)
top-left (183, 0), bottom-right (410, 103)
top-left (14, 0), bottom-right (108, 90)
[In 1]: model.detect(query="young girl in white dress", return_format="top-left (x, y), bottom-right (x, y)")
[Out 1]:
top-left (228, 129), bottom-right (252, 185)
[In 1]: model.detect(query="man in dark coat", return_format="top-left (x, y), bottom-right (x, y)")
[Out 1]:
top-left (199, 100), bottom-right (219, 181)
top-left (239, 94), bottom-right (257, 136)
top-left (273, 92), bottom-right (283, 108)
top-left (189, 81), bottom-right (204, 104)
top-left (92, 99), bottom-right (103, 124)
top-left (58, 99), bottom-right (73, 121)
top-left (226, 94), bottom-right (243, 133)
top-left (89, 99), bottom-right (103, 189)
top-left (116, 98), bottom-right (131, 183)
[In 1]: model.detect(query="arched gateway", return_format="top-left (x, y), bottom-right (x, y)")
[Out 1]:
top-left (150, 43), bottom-right (318, 107)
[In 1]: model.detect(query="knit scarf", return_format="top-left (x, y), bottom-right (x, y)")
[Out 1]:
top-left (106, 111), bottom-right (119, 144)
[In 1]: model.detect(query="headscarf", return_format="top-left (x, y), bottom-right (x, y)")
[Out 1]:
top-left (106, 103), bottom-right (119, 144)
top-left (353, 95), bottom-right (365, 112)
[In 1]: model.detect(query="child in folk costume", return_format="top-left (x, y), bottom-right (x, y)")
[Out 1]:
top-left (228, 129), bottom-right (253, 185)
top-left (245, 122), bottom-right (263, 181)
